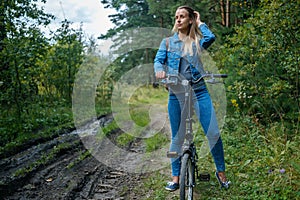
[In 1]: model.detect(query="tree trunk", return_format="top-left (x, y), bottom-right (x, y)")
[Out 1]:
top-left (226, 0), bottom-right (230, 27)
top-left (220, 0), bottom-right (225, 26)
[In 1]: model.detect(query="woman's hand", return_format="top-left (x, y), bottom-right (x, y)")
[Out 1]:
top-left (194, 11), bottom-right (204, 26)
top-left (155, 71), bottom-right (166, 79)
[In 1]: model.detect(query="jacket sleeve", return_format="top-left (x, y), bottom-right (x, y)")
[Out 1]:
top-left (154, 38), bottom-right (167, 73)
top-left (199, 24), bottom-right (215, 49)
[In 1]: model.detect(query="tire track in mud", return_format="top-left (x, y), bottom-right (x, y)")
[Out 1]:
top-left (0, 114), bottom-right (144, 200)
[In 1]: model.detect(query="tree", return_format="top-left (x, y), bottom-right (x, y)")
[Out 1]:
top-left (98, 0), bottom-right (161, 95)
top-left (99, 0), bottom-right (157, 39)
top-left (0, 0), bottom-right (53, 115)
top-left (46, 20), bottom-right (84, 102)
top-left (217, 0), bottom-right (299, 129)
top-left (0, 0), bottom-right (54, 144)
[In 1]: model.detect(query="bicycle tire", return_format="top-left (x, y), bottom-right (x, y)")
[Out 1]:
top-left (180, 153), bottom-right (195, 200)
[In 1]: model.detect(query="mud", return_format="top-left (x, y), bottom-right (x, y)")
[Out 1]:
top-left (0, 114), bottom-right (147, 200)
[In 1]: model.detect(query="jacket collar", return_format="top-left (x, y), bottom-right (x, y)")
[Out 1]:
top-left (172, 32), bottom-right (182, 43)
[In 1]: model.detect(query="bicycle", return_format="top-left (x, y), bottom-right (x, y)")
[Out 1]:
top-left (161, 72), bottom-right (227, 200)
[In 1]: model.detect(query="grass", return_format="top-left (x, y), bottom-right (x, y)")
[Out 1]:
top-left (144, 133), bottom-right (169, 152)
top-left (66, 150), bottom-right (92, 169)
top-left (132, 112), bottom-right (300, 200)
top-left (109, 85), bottom-right (169, 150)
top-left (0, 99), bottom-right (77, 158)
top-left (116, 133), bottom-right (135, 147)
top-left (0, 121), bottom-right (75, 159)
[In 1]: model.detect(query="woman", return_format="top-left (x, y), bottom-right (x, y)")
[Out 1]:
top-left (154, 5), bottom-right (231, 191)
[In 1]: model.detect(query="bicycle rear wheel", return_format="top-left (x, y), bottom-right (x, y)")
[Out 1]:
top-left (180, 153), bottom-right (195, 200)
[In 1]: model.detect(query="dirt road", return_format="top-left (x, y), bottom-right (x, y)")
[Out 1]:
top-left (0, 114), bottom-right (146, 200)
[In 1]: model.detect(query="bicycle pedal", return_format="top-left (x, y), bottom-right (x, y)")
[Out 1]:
top-left (198, 172), bottom-right (210, 182)
top-left (167, 151), bottom-right (178, 158)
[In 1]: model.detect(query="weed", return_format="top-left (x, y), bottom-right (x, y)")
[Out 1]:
top-left (145, 133), bottom-right (169, 152)
top-left (67, 150), bottom-right (91, 169)
top-left (116, 133), bottom-right (135, 147)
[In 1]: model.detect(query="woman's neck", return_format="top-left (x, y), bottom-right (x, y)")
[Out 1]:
top-left (178, 30), bottom-right (188, 41)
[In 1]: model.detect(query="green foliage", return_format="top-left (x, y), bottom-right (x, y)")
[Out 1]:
top-left (47, 20), bottom-right (84, 101)
top-left (0, 0), bottom-right (54, 111)
top-left (99, 0), bottom-right (157, 39)
top-left (219, 115), bottom-right (299, 199)
top-left (0, 98), bottom-right (72, 147)
top-left (0, 109), bottom-right (74, 158)
top-left (216, 0), bottom-right (299, 126)
top-left (0, 1), bottom-right (85, 148)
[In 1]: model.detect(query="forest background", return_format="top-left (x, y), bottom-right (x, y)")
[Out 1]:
top-left (0, 0), bottom-right (299, 199)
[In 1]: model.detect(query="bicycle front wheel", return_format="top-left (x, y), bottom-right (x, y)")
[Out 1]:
top-left (180, 153), bottom-right (195, 200)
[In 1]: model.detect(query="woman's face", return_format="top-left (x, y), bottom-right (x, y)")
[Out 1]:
top-left (175, 8), bottom-right (192, 32)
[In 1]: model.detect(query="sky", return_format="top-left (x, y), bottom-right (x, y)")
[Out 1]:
top-left (38, 0), bottom-right (116, 39)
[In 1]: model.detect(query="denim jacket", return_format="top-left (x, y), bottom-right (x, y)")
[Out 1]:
top-left (154, 23), bottom-right (215, 80)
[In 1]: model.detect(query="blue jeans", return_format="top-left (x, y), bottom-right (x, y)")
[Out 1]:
top-left (168, 85), bottom-right (225, 176)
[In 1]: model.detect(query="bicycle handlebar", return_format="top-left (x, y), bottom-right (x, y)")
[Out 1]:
top-left (159, 72), bottom-right (228, 86)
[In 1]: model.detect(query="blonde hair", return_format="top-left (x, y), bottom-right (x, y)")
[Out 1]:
top-left (172, 6), bottom-right (202, 56)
